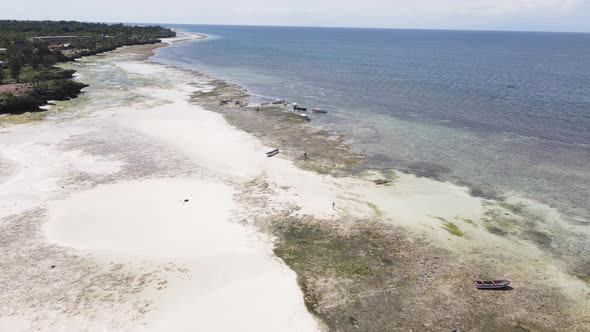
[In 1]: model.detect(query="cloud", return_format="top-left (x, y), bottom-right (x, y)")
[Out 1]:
top-left (289, 0), bottom-right (583, 18)
top-left (234, 4), bottom-right (319, 15)
top-left (236, 6), bottom-right (295, 13)
top-left (460, 0), bottom-right (580, 14)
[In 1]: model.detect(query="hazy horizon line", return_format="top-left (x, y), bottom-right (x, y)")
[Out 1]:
top-left (2, 18), bottom-right (589, 34)
top-left (160, 22), bottom-right (590, 34)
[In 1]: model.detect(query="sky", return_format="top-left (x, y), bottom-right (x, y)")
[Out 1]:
top-left (1, 0), bottom-right (590, 32)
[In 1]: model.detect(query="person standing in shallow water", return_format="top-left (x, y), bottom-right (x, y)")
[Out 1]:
top-left (332, 202), bottom-right (335, 210)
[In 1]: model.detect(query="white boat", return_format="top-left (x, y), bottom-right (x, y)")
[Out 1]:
top-left (300, 114), bottom-right (311, 121)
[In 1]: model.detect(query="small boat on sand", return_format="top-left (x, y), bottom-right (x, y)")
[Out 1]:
top-left (473, 280), bottom-right (511, 289)
top-left (300, 114), bottom-right (311, 121)
top-left (293, 103), bottom-right (308, 111)
top-left (266, 149), bottom-right (280, 157)
top-left (312, 108), bottom-right (327, 114)
top-left (373, 179), bottom-right (391, 185)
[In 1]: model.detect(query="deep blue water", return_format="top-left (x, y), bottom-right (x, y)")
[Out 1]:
top-left (153, 25), bottom-right (590, 220)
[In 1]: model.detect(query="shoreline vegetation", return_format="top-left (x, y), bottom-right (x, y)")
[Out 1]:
top-left (0, 27), bottom-right (589, 331)
top-left (0, 20), bottom-right (175, 114)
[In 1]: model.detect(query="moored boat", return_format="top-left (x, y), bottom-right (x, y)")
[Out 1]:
top-left (293, 103), bottom-right (308, 111)
top-left (312, 108), bottom-right (327, 114)
top-left (373, 179), bottom-right (391, 185)
top-left (473, 280), bottom-right (511, 289)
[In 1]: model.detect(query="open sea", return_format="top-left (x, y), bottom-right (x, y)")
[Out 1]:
top-left (153, 25), bottom-right (590, 221)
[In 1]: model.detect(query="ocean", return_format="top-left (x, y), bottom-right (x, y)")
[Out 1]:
top-left (152, 25), bottom-right (590, 221)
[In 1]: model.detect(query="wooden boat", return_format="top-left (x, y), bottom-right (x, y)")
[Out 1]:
top-left (294, 105), bottom-right (308, 111)
top-left (312, 108), bottom-right (327, 114)
top-left (373, 179), bottom-right (391, 185)
top-left (266, 149), bottom-right (280, 158)
top-left (473, 280), bottom-right (511, 289)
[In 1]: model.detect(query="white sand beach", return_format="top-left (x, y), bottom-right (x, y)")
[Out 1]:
top-left (0, 34), bottom-right (319, 331)
top-left (1, 32), bottom-right (589, 331)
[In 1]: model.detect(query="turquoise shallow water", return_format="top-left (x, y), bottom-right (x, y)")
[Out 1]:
top-left (153, 25), bottom-right (590, 221)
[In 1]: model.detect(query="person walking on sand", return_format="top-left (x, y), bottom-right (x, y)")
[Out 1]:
top-left (332, 202), bottom-right (336, 210)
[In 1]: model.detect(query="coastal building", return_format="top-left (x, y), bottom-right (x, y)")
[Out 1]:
top-left (49, 43), bottom-right (74, 51)
top-left (29, 36), bottom-right (87, 45)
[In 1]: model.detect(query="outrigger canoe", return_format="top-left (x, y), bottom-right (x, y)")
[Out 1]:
top-left (373, 179), bottom-right (391, 185)
top-left (266, 149), bottom-right (280, 158)
top-left (473, 280), bottom-right (511, 289)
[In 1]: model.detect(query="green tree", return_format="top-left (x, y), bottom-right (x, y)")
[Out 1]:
top-left (42, 54), bottom-right (57, 66)
top-left (6, 46), bottom-right (23, 82)
top-left (22, 47), bottom-right (41, 68)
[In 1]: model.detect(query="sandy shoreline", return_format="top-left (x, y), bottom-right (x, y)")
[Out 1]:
top-left (0, 33), bottom-right (320, 332)
top-left (1, 32), bottom-right (589, 331)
